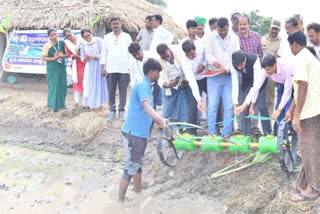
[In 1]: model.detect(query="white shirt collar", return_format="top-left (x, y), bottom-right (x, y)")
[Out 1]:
top-left (111, 31), bottom-right (123, 38)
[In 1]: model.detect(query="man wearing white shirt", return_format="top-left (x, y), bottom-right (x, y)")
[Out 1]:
top-left (150, 14), bottom-right (174, 109)
top-left (128, 43), bottom-right (150, 86)
top-left (230, 11), bottom-right (240, 34)
top-left (293, 13), bottom-right (312, 46)
top-left (180, 20), bottom-right (207, 134)
top-left (306, 22), bottom-right (320, 61)
top-left (209, 17), bottom-right (218, 32)
top-left (128, 42), bottom-right (160, 109)
top-left (156, 43), bottom-right (205, 123)
top-left (180, 20), bottom-right (207, 93)
top-left (149, 14), bottom-right (174, 53)
top-left (100, 17), bottom-right (132, 120)
top-left (182, 41), bottom-right (206, 134)
top-left (205, 17), bottom-right (240, 137)
top-left (277, 17), bottom-right (299, 63)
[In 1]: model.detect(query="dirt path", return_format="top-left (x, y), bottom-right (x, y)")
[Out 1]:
top-left (1, 75), bottom-right (320, 213)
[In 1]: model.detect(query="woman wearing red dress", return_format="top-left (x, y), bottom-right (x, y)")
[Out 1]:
top-left (63, 28), bottom-right (86, 107)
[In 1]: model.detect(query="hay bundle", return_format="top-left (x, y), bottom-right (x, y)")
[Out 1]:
top-left (0, 96), bottom-right (111, 141)
top-left (0, 96), bottom-right (40, 124)
top-left (65, 111), bottom-right (108, 140)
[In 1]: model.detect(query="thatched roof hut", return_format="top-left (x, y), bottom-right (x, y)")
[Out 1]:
top-left (0, 0), bottom-right (185, 80)
top-left (0, 0), bottom-right (185, 39)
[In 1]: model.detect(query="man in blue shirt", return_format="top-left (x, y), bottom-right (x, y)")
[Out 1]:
top-left (119, 58), bottom-right (167, 202)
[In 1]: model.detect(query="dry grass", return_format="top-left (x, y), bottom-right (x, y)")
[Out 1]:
top-left (0, 95), bottom-right (111, 141)
top-left (65, 111), bottom-right (108, 140)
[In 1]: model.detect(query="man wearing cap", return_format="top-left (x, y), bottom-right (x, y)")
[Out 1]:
top-left (261, 20), bottom-right (282, 127)
top-left (231, 50), bottom-right (272, 136)
top-left (261, 20), bottom-right (282, 56)
top-left (195, 16), bottom-right (206, 40)
top-left (230, 11), bottom-right (240, 34)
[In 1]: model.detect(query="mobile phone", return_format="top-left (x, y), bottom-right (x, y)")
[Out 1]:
top-left (174, 76), bottom-right (180, 81)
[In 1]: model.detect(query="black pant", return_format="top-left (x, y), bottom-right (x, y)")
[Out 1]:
top-left (149, 81), bottom-right (161, 135)
top-left (197, 78), bottom-right (207, 95)
top-left (187, 78), bottom-right (207, 135)
top-left (152, 81), bottom-right (161, 109)
top-left (107, 73), bottom-right (130, 112)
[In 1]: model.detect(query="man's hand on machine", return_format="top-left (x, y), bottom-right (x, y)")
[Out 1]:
top-left (157, 118), bottom-right (169, 130)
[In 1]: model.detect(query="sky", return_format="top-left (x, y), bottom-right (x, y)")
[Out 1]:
top-left (165, 0), bottom-right (320, 34)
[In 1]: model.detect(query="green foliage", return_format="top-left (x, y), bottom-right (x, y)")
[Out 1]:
top-left (0, 13), bottom-right (11, 34)
top-left (89, 15), bottom-right (101, 31)
top-left (74, 15), bottom-right (100, 33)
top-left (146, 0), bottom-right (167, 7)
top-left (251, 152), bottom-right (273, 164)
top-left (247, 10), bottom-right (272, 36)
top-left (0, 12), bottom-right (12, 45)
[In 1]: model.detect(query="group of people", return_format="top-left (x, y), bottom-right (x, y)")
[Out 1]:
top-left (42, 27), bottom-right (108, 113)
top-left (42, 17), bottom-right (131, 120)
top-left (41, 12), bottom-right (320, 203)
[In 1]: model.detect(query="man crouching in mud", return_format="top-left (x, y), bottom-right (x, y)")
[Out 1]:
top-left (119, 58), bottom-right (167, 202)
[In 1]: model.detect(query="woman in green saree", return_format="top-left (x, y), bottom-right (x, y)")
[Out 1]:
top-left (42, 28), bottom-right (69, 112)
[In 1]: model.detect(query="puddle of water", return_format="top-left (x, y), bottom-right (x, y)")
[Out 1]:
top-left (0, 144), bottom-right (225, 213)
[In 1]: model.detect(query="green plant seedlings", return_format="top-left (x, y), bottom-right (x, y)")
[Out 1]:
top-left (115, 151), bottom-right (122, 161)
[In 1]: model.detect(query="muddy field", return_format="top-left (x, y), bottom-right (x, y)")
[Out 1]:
top-left (0, 74), bottom-right (319, 214)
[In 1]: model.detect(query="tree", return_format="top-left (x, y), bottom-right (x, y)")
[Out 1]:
top-left (146, 0), bottom-right (167, 7)
top-left (0, 12), bottom-right (12, 45)
top-left (0, 13), bottom-right (12, 81)
top-left (247, 10), bottom-right (272, 36)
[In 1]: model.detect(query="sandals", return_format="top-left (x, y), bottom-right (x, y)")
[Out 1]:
top-left (292, 192), bottom-right (320, 202)
top-left (294, 185), bottom-right (303, 193)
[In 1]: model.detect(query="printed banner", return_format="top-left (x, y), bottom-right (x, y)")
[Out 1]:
top-left (2, 30), bottom-right (80, 74)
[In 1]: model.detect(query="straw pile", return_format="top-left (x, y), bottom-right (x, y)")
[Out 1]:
top-left (0, 95), bottom-right (118, 141)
